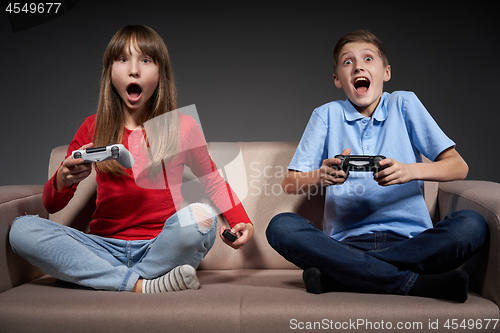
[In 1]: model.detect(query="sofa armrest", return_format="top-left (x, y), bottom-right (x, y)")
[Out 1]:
top-left (438, 180), bottom-right (500, 307)
top-left (0, 185), bottom-right (47, 293)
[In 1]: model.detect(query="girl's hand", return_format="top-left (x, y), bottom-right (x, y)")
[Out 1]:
top-left (56, 143), bottom-right (94, 191)
top-left (374, 158), bottom-right (414, 186)
top-left (219, 223), bottom-right (254, 250)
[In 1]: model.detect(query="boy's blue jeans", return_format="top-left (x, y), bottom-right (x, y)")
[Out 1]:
top-left (9, 204), bottom-right (217, 292)
top-left (266, 210), bottom-right (487, 295)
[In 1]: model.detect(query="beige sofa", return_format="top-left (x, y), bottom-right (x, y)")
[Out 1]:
top-left (1, 142), bottom-right (499, 333)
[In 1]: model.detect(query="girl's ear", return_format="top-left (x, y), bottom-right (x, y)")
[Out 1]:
top-left (333, 74), bottom-right (342, 89)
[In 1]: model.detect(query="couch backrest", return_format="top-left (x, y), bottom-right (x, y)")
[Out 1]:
top-left (48, 142), bottom-right (439, 270)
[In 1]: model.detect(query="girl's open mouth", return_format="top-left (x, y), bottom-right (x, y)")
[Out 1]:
top-left (127, 83), bottom-right (143, 102)
top-left (354, 77), bottom-right (370, 94)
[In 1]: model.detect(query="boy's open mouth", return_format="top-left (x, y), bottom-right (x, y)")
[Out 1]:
top-left (127, 83), bottom-right (143, 102)
top-left (354, 77), bottom-right (370, 94)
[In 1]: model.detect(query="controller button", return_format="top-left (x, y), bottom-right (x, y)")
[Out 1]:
top-left (111, 146), bottom-right (119, 158)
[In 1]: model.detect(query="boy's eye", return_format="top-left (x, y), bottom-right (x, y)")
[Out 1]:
top-left (343, 59), bottom-right (352, 65)
top-left (365, 56), bottom-right (373, 61)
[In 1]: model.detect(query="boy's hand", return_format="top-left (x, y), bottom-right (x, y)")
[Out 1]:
top-left (281, 148), bottom-right (352, 194)
top-left (219, 223), bottom-right (254, 250)
top-left (319, 148), bottom-right (351, 186)
top-left (56, 143), bottom-right (94, 191)
top-left (374, 158), bottom-right (413, 186)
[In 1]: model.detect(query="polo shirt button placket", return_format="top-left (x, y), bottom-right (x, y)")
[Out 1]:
top-left (361, 117), bottom-right (372, 154)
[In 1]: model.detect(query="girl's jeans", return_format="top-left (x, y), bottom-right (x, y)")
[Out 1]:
top-left (9, 204), bottom-right (217, 292)
top-left (266, 209), bottom-right (487, 295)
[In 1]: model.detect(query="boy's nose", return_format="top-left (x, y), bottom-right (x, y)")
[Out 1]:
top-left (354, 66), bottom-right (364, 74)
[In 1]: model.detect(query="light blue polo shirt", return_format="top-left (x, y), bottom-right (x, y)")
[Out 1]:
top-left (289, 91), bottom-right (455, 241)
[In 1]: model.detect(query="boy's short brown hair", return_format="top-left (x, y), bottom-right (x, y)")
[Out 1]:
top-left (333, 30), bottom-right (389, 74)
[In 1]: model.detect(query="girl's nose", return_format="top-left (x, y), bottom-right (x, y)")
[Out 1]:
top-left (129, 62), bottom-right (140, 77)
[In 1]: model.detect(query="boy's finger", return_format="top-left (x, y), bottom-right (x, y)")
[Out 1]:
top-left (340, 148), bottom-right (351, 156)
top-left (323, 157), bottom-right (340, 166)
top-left (379, 158), bottom-right (393, 167)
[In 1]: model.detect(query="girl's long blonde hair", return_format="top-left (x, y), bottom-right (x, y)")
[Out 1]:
top-left (93, 25), bottom-right (180, 176)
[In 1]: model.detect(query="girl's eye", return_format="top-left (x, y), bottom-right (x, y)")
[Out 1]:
top-left (142, 58), bottom-right (153, 64)
top-left (118, 57), bottom-right (127, 63)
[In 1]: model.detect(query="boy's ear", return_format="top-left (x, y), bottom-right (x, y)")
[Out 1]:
top-left (383, 65), bottom-right (391, 82)
top-left (333, 74), bottom-right (342, 89)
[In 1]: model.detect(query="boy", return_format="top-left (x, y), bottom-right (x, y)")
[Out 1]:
top-left (266, 30), bottom-right (487, 302)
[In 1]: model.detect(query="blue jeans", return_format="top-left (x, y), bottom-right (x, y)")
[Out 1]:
top-left (9, 204), bottom-right (217, 291)
top-left (266, 210), bottom-right (487, 295)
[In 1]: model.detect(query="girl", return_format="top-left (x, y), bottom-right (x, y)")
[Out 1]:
top-left (9, 25), bottom-right (254, 293)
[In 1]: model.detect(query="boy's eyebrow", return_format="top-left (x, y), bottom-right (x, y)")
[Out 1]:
top-left (340, 48), bottom-right (378, 59)
top-left (339, 51), bottom-right (352, 60)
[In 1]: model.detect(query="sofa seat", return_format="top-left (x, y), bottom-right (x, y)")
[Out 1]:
top-left (1, 269), bottom-right (499, 333)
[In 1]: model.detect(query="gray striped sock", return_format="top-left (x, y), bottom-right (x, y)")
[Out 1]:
top-left (143, 265), bottom-right (200, 293)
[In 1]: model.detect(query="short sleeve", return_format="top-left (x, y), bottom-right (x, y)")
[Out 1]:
top-left (288, 109), bottom-right (329, 172)
top-left (402, 92), bottom-right (455, 161)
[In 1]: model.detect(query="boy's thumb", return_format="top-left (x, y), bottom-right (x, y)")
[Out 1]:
top-left (341, 148), bottom-right (351, 156)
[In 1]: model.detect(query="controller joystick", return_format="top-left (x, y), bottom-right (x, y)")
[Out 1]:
top-left (111, 146), bottom-right (119, 159)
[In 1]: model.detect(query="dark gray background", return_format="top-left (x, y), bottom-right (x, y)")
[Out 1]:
top-left (1, 1), bottom-right (499, 186)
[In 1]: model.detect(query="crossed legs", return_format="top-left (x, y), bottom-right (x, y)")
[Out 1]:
top-left (10, 203), bottom-right (217, 292)
top-left (266, 210), bottom-right (487, 302)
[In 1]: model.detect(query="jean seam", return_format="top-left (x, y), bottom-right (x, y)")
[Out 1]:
top-left (400, 271), bottom-right (418, 295)
top-left (120, 270), bottom-right (139, 292)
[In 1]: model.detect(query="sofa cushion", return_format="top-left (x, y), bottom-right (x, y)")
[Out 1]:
top-left (0, 270), bottom-right (498, 333)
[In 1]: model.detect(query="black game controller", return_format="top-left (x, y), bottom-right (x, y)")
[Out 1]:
top-left (222, 229), bottom-right (238, 242)
top-left (334, 155), bottom-right (386, 172)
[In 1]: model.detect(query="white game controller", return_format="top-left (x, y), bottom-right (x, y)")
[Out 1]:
top-left (72, 144), bottom-right (134, 169)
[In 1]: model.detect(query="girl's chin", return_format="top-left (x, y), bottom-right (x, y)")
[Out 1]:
top-left (122, 102), bottom-right (146, 114)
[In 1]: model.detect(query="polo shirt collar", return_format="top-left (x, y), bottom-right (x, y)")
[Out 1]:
top-left (343, 92), bottom-right (389, 122)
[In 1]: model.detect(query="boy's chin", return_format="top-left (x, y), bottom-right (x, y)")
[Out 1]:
top-left (348, 96), bottom-right (382, 115)
top-left (348, 90), bottom-right (382, 106)
top-left (348, 97), bottom-right (373, 108)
